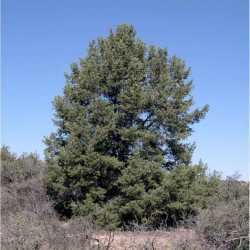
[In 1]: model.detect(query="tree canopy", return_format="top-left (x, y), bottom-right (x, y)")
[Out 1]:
top-left (45, 24), bottom-right (211, 228)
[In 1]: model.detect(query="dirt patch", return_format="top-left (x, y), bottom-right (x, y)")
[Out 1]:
top-left (92, 228), bottom-right (198, 249)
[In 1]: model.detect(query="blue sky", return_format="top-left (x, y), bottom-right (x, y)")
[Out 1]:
top-left (2, 0), bottom-right (248, 179)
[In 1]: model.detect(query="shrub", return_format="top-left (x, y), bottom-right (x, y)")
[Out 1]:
top-left (1, 147), bottom-right (97, 250)
top-left (171, 231), bottom-right (213, 250)
top-left (196, 174), bottom-right (249, 249)
top-left (1, 146), bottom-right (45, 185)
top-left (80, 162), bottom-right (220, 229)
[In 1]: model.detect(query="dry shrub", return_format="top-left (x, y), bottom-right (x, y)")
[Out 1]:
top-left (195, 175), bottom-right (249, 250)
top-left (3, 214), bottom-right (98, 250)
top-left (169, 227), bottom-right (213, 250)
top-left (1, 147), bottom-right (97, 250)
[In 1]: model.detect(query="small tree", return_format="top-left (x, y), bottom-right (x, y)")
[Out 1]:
top-left (45, 24), bottom-right (208, 227)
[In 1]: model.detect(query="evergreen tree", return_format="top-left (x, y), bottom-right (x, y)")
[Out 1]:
top-left (45, 24), bottom-right (209, 228)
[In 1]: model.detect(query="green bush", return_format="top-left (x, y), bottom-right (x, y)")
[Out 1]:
top-left (69, 162), bottom-right (220, 229)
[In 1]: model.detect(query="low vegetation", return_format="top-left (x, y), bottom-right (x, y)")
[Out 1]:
top-left (1, 146), bottom-right (98, 250)
top-left (196, 175), bottom-right (249, 249)
top-left (1, 146), bottom-right (248, 249)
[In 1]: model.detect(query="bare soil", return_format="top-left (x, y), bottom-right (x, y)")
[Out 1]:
top-left (91, 228), bottom-right (198, 249)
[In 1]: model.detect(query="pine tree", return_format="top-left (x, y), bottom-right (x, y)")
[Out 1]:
top-left (44, 24), bottom-right (209, 228)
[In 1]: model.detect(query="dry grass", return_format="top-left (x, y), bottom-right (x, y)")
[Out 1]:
top-left (31, 227), bottom-right (208, 250)
top-left (90, 228), bottom-right (210, 250)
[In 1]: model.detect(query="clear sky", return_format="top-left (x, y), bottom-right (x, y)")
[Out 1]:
top-left (2, 0), bottom-right (249, 179)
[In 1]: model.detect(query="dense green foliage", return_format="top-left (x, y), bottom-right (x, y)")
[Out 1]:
top-left (44, 24), bottom-right (211, 228)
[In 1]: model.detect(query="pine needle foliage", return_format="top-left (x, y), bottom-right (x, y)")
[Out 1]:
top-left (44, 24), bottom-right (210, 228)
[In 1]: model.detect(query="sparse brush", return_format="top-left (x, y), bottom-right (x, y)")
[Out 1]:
top-left (195, 175), bottom-right (249, 250)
